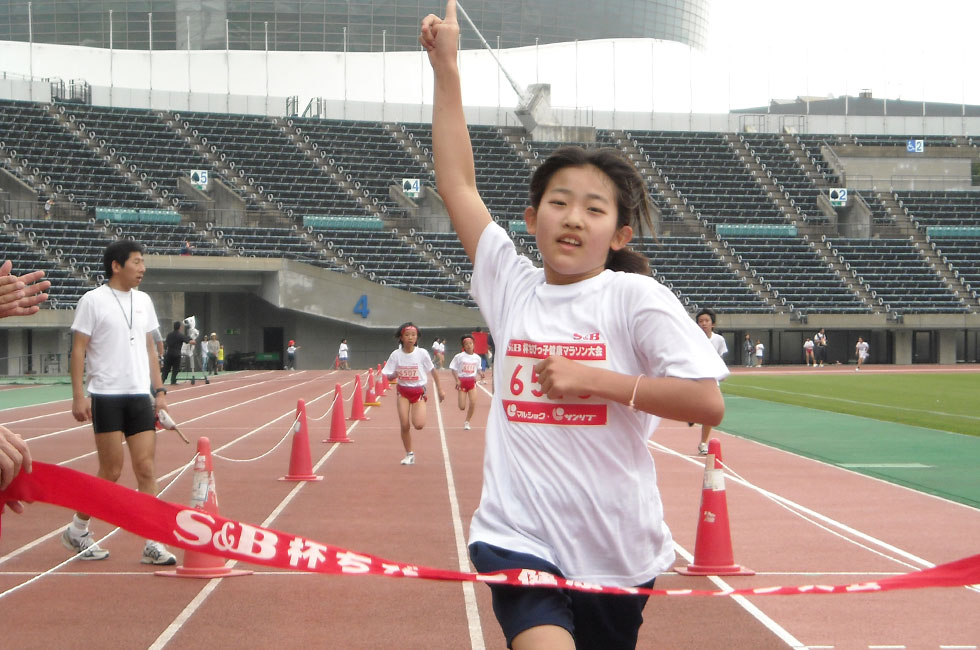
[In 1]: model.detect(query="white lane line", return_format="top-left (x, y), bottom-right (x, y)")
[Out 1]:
top-left (673, 543), bottom-right (806, 649)
top-left (434, 390), bottom-right (485, 650)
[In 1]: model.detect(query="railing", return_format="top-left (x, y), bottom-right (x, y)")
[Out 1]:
top-left (0, 352), bottom-right (69, 378)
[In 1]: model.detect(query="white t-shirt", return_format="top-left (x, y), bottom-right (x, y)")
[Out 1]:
top-left (382, 347), bottom-right (434, 388)
top-left (803, 340), bottom-right (814, 351)
top-left (709, 332), bottom-right (728, 358)
top-left (856, 341), bottom-right (869, 360)
top-left (449, 351), bottom-right (482, 378)
top-left (469, 223), bottom-right (729, 586)
top-left (755, 343), bottom-right (765, 357)
top-left (339, 343), bottom-right (349, 359)
top-left (71, 284), bottom-right (159, 395)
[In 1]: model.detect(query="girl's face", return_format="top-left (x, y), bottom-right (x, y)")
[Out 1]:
top-left (525, 165), bottom-right (632, 285)
top-left (400, 327), bottom-right (418, 350)
top-left (462, 337), bottom-right (474, 354)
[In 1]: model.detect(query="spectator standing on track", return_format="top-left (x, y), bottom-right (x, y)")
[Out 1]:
top-left (161, 321), bottom-right (189, 385)
top-left (64, 240), bottom-right (177, 565)
top-left (754, 339), bottom-right (765, 367)
top-left (449, 334), bottom-right (482, 430)
top-left (855, 337), bottom-right (869, 371)
top-left (286, 339), bottom-right (300, 370)
top-left (0, 258), bottom-right (49, 504)
top-left (217, 344), bottom-right (225, 372)
top-left (207, 333), bottom-right (220, 375)
top-left (382, 322), bottom-right (445, 465)
top-left (471, 327), bottom-right (489, 382)
top-left (694, 308), bottom-right (728, 456)
top-left (422, 5), bottom-right (727, 647)
top-left (742, 333), bottom-right (754, 367)
top-left (803, 337), bottom-right (815, 367)
top-left (814, 328), bottom-right (828, 367)
top-left (338, 339), bottom-right (350, 370)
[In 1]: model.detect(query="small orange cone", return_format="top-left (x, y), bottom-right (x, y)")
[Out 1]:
top-left (349, 374), bottom-right (369, 421)
top-left (675, 438), bottom-right (754, 576)
top-left (334, 355), bottom-right (340, 369)
top-left (157, 437), bottom-right (252, 578)
top-left (324, 383), bottom-right (352, 443)
top-left (364, 369), bottom-right (381, 407)
top-left (279, 400), bottom-right (323, 481)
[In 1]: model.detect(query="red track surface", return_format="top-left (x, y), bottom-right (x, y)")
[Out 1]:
top-left (1, 368), bottom-right (978, 649)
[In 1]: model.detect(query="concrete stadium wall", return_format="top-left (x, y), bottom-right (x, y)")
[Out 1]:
top-left (4, 39), bottom-right (980, 136)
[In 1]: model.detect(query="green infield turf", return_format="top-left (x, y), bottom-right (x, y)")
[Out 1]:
top-left (719, 394), bottom-right (980, 509)
top-left (721, 372), bottom-right (980, 437)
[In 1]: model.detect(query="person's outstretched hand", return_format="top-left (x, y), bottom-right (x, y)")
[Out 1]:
top-left (420, 0), bottom-right (460, 67)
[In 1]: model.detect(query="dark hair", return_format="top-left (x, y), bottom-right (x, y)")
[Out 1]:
top-left (529, 146), bottom-right (654, 275)
top-left (395, 322), bottom-right (420, 344)
top-left (695, 308), bottom-right (716, 324)
top-left (103, 240), bottom-right (144, 278)
top-left (173, 321), bottom-right (182, 330)
top-left (460, 334), bottom-right (474, 345)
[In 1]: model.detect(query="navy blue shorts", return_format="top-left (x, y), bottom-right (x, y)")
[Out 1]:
top-left (91, 394), bottom-right (155, 437)
top-left (469, 542), bottom-right (655, 650)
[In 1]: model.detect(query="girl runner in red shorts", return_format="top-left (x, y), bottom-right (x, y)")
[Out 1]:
top-left (382, 322), bottom-right (444, 465)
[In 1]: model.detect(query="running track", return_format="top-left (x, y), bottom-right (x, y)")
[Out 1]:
top-left (1, 367), bottom-right (978, 649)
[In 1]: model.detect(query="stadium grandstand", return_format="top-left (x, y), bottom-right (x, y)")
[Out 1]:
top-left (0, 0), bottom-right (978, 374)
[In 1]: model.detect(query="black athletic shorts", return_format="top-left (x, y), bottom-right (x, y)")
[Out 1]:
top-left (469, 542), bottom-right (655, 650)
top-left (91, 394), bottom-right (155, 437)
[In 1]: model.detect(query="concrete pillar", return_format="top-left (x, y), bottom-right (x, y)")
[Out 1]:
top-left (892, 330), bottom-right (912, 365)
top-left (938, 330), bottom-right (958, 365)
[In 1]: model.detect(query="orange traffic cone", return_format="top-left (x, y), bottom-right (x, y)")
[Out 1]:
top-left (324, 383), bottom-right (352, 443)
top-left (334, 355), bottom-right (340, 369)
top-left (364, 369), bottom-right (381, 407)
top-left (349, 374), bottom-right (369, 421)
top-left (279, 400), bottom-right (323, 481)
top-left (157, 437), bottom-right (253, 578)
top-left (675, 438), bottom-right (754, 576)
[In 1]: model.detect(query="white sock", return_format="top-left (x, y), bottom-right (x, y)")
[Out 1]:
top-left (70, 514), bottom-right (90, 535)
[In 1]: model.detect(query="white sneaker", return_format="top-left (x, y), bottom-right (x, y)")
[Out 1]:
top-left (61, 527), bottom-right (110, 560)
top-left (400, 452), bottom-right (415, 465)
top-left (697, 442), bottom-right (709, 456)
top-left (141, 540), bottom-right (177, 565)
top-left (463, 421), bottom-right (471, 430)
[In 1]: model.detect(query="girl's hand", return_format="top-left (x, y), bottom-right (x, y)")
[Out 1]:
top-left (532, 356), bottom-right (594, 401)
top-left (420, 0), bottom-right (459, 65)
top-left (438, 391), bottom-right (446, 403)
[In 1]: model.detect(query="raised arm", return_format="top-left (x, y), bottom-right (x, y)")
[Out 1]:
top-left (420, 0), bottom-right (493, 263)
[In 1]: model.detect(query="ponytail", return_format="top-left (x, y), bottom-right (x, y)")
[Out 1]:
top-left (606, 247), bottom-right (650, 275)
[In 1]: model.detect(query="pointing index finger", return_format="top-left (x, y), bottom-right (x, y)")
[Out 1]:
top-left (445, 0), bottom-right (457, 23)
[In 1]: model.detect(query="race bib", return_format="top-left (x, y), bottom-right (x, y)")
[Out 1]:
top-left (501, 339), bottom-right (607, 426)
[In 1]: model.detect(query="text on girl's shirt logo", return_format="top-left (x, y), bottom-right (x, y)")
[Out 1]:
top-left (572, 331), bottom-right (601, 341)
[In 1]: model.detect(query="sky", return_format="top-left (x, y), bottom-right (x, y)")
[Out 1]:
top-left (701, 0), bottom-right (980, 112)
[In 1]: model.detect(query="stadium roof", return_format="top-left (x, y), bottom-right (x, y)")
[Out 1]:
top-left (733, 93), bottom-right (980, 117)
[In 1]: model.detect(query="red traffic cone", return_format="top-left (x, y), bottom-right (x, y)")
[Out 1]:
top-left (349, 374), bottom-right (369, 421)
top-left (334, 355), bottom-right (340, 369)
top-left (279, 399), bottom-right (323, 481)
top-left (675, 438), bottom-right (754, 576)
top-left (157, 437), bottom-right (252, 578)
top-left (324, 383), bottom-right (352, 443)
top-left (364, 369), bottom-right (381, 407)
